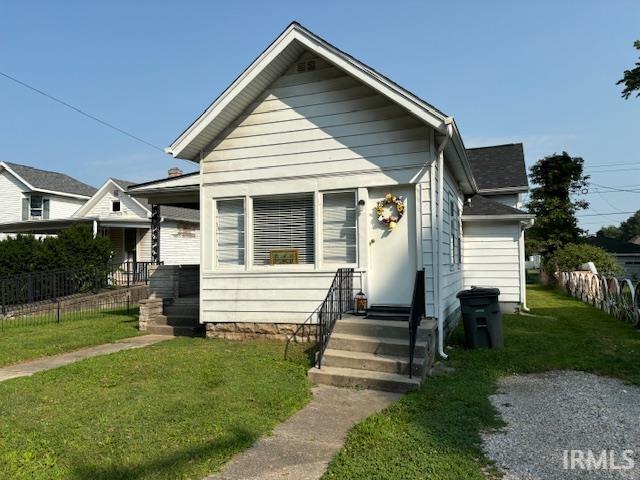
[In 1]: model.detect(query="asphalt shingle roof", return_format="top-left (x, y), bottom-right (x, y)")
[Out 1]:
top-left (466, 143), bottom-right (529, 192)
top-left (111, 178), bottom-right (199, 223)
top-left (5, 162), bottom-right (96, 197)
top-left (463, 195), bottom-right (531, 217)
top-left (586, 236), bottom-right (640, 254)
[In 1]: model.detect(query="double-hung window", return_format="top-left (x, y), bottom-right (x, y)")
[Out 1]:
top-left (216, 199), bottom-right (245, 267)
top-left (25, 195), bottom-right (49, 220)
top-left (322, 191), bottom-right (357, 264)
top-left (252, 194), bottom-right (314, 265)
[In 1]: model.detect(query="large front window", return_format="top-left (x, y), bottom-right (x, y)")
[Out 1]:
top-left (253, 194), bottom-right (314, 265)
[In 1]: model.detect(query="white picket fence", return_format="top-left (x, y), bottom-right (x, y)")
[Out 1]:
top-left (558, 271), bottom-right (640, 327)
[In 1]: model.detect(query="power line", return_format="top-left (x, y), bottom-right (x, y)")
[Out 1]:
top-left (587, 162), bottom-right (639, 168)
top-left (585, 167), bottom-right (640, 174)
top-left (577, 211), bottom-right (637, 217)
top-left (0, 70), bottom-right (164, 152)
top-left (590, 182), bottom-right (640, 193)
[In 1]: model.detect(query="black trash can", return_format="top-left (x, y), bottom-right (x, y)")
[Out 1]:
top-left (456, 287), bottom-right (503, 349)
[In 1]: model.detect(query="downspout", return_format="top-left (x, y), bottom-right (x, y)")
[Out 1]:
top-left (519, 219), bottom-right (535, 312)
top-left (436, 118), bottom-right (454, 359)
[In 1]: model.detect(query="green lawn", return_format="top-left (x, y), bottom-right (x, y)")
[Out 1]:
top-left (0, 338), bottom-right (311, 480)
top-left (323, 285), bottom-right (640, 480)
top-left (0, 310), bottom-right (141, 367)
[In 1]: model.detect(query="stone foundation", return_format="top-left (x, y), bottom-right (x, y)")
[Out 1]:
top-left (138, 297), bottom-right (163, 332)
top-left (205, 322), bottom-right (316, 343)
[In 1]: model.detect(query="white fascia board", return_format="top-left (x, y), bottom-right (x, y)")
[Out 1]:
top-left (478, 186), bottom-right (529, 195)
top-left (462, 214), bottom-right (535, 222)
top-left (168, 23), bottom-right (449, 160)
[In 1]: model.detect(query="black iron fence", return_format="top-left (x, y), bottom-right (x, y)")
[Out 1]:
top-left (0, 262), bottom-right (153, 330)
top-left (315, 268), bottom-right (354, 368)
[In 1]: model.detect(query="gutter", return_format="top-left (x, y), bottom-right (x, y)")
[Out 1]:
top-left (435, 118), bottom-right (454, 359)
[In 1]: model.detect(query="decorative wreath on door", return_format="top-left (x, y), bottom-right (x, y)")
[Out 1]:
top-left (375, 193), bottom-right (405, 230)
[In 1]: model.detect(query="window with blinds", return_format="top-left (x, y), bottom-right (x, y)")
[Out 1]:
top-left (323, 191), bottom-right (357, 264)
top-left (253, 194), bottom-right (315, 265)
top-left (216, 199), bottom-right (245, 266)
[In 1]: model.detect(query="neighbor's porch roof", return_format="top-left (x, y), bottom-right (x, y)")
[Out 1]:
top-left (127, 172), bottom-right (200, 209)
top-left (0, 217), bottom-right (153, 235)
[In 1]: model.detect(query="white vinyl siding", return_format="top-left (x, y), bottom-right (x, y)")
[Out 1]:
top-left (322, 191), bottom-right (357, 264)
top-left (216, 199), bottom-right (245, 267)
top-left (160, 221), bottom-right (201, 265)
top-left (252, 194), bottom-right (314, 265)
top-left (463, 222), bottom-right (522, 303)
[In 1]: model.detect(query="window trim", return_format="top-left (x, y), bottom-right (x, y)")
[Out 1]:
top-left (112, 200), bottom-right (121, 212)
top-left (214, 197), bottom-right (246, 269)
top-left (320, 189), bottom-right (358, 268)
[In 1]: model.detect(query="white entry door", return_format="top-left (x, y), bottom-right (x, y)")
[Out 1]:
top-left (367, 186), bottom-right (416, 306)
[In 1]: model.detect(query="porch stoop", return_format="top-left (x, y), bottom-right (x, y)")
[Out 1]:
top-left (308, 313), bottom-right (437, 393)
top-left (142, 297), bottom-right (204, 337)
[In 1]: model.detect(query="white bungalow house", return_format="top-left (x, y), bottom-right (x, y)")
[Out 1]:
top-left (0, 161), bottom-right (96, 239)
top-left (129, 23), bottom-right (534, 391)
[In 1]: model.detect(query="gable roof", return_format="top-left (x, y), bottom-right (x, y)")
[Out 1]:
top-left (165, 22), bottom-right (477, 193)
top-left (111, 179), bottom-right (199, 223)
top-left (168, 22), bottom-right (449, 160)
top-left (1, 161), bottom-right (96, 198)
top-left (586, 236), bottom-right (640, 254)
top-left (466, 143), bottom-right (529, 193)
top-left (462, 194), bottom-right (533, 220)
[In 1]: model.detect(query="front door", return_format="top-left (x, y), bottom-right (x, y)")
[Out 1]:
top-left (367, 186), bottom-right (416, 306)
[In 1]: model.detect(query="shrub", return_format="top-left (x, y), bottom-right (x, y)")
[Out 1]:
top-left (0, 225), bottom-right (113, 277)
top-left (545, 243), bottom-right (623, 277)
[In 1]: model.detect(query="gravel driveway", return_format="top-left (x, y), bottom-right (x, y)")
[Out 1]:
top-left (482, 371), bottom-right (640, 479)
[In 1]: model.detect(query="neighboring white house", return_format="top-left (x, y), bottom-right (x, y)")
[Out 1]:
top-left (72, 177), bottom-right (200, 265)
top-left (0, 161), bottom-right (96, 239)
top-left (128, 23), bottom-right (534, 390)
top-left (0, 167), bottom-right (200, 266)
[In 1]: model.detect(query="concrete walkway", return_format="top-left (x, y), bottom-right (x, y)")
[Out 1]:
top-left (0, 335), bottom-right (171, 382)
top-left (206, 385), bottom-right (401, 480)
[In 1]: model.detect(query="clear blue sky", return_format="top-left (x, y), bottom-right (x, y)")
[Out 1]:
top-left (1, 1), bottom-right (639, 232)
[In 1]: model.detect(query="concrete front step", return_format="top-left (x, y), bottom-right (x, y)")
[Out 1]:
top-left (146, 324), bottom-right (204, 337)
top-left (152, 315), bottom-right (200, 327)
top-left (328, 332), bottom-right (426, 357)
top-left (334, 316), bottom-right (430, 341)
top-left (164, 305), bottom-right (199, 317)
top-left (323, 348), bottom-right (424, 375)
top-left (308, 365), bottom-right (420, 393)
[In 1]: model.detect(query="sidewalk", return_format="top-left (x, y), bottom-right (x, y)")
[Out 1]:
top-left (0, 335), bottom-right (171, 382)
top-left (206, 385), bottom-right (401, 480)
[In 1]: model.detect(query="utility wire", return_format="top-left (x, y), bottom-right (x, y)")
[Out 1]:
top-left (0, 70), bottom-right (164, 152)
top-left (577, 211), bottom-right (637, 217)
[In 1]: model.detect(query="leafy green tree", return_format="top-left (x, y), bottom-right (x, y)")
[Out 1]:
top-left (597, 225), bottom-right (623, 240)
top-left (618, 40), bottom-right (640, 99)
top-left (526, 152), bottom-right (589, 258)
top-left (546, 243), bottom-right (623, 277)
top-left (596, 210), bottom-right (640, 241)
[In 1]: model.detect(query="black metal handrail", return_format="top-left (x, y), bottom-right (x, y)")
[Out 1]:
top-left (315, 268), bottom-right (354, 368)
top-left (408, 270), bottom-right (425, 378)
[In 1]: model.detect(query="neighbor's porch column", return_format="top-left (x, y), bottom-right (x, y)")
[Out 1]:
top-left (151, 204), bottom-right (160, 263)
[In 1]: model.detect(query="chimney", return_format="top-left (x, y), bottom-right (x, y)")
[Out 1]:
top-left (168, 167), bottom-right (183, 178)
